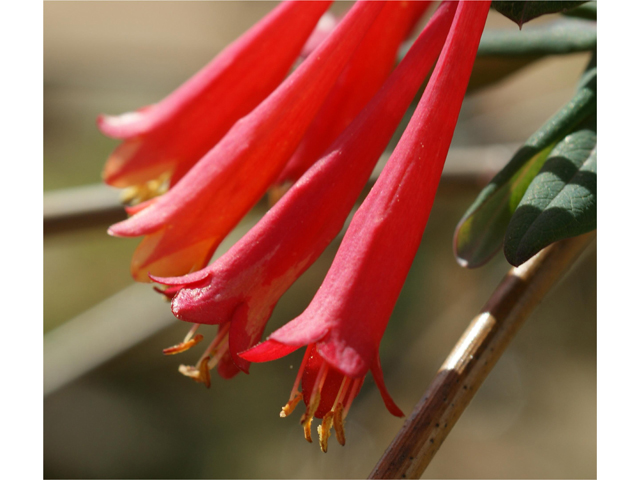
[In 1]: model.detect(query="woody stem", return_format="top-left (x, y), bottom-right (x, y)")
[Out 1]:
top-left (369, 231), bottom-right (595, 480)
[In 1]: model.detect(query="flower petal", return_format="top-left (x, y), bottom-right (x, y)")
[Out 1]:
top-left (109, 0), bottom-right (387, 281)
top-left (239, 339), bottom-right (301, 363)
top-left (99, 1), bottom-right (333, 187)
top-left (281, 0), bottom-right (490, 383)
top-left (276, 0), bottom-right (433, 184)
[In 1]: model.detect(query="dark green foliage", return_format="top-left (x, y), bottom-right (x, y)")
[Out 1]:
top-left (492, 1), bottom-right (588, 28)
top-left (561, 2), bottom-right (597, 21)
top-left (478, 18), bottom-right (596, 57)
top-left (504, 117), bottom-right (596, 266)
top-left (454, 59), bottom-right (596, 268)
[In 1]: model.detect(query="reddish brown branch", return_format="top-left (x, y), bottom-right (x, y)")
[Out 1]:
top-left (369, 231), bottom-right (596, 479)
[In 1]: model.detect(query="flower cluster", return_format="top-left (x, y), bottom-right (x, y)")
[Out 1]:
top-left (101, 0), bottom-right (490, 451)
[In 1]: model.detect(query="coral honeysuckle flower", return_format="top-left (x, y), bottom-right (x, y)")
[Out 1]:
top-left (241, 0), bottom-right (491, 451)
top-left (274, 0), bottom-right (432, 186)
top-left (153, 3), bottom-right (457, 387)
top-left (108, 0), bottom-right (386, 282)
top-left (98, 1), bottom-right (332, 202)
top-left (299, 12), bottom-right (339, 59)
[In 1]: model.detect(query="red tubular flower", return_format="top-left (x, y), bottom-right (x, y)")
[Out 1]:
top-left (275, 0), bottom-right (432, 185)
top-left (241, 0), bottom-right (491, 451)
top-left (299, 12), bottom-right (339, 59)
top-left (108, 0), bottom-right (386, 282)
top-left (153, 3), bottom-right (457, 393)
top-left (98, 1), bottom-right (332, 200)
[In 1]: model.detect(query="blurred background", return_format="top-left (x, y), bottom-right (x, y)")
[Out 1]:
top-left (43, 2), bottom-right (596, 478)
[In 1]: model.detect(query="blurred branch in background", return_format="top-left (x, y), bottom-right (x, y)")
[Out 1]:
top-left (44, 284), bottom-right (175, 396)
top-left (43, 143), bottom-right (518, 236)
top-left (43, 183), bottom-right (125, 235)
top-left (369, 231), bottom-right (595, 479)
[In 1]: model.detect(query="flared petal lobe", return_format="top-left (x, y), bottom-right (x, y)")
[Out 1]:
top-left (99, 1), bottom-right (332, 189)
top-left (109, 0), bottom-right (387, 282)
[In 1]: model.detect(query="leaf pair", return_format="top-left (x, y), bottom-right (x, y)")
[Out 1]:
top-left (454, 57), bottom-right (596, 267)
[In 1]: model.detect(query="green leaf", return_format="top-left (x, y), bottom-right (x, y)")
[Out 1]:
top-left (477, 18), bottom-right (596, 57)
top-left (400, 17), bottom-right (595, 93)
top-left (454, 143), bottom-right (555, 268)
top-left (562, 2), bottom-right (597, 21)
top-left (454, 60), bottom-right (596, 268)
top-left (504, 117), bottom-right (596, 265)
top-left (492, 1), bottom-right (588, 28)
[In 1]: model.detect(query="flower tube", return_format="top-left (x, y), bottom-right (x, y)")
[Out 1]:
top-left (109, 0), bottom-right (386, 282)
top-left (98, 1), bottom-right (332, 201)
top-left (242, 0), bottom-right (491, 451)
top-left (299, 12), bottom-right (339, 59)
top-left (154, 3), bottom-right (457, 385)
top-left (275, 0), bottom-right (432, 185)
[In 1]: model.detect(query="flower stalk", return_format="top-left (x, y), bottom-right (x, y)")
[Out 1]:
top-left (369, 231), bottom-right (595, 478)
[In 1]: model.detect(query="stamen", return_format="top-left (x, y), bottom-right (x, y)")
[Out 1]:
top-left (300, 361), bottom-right (329, 443)
top-left (332, 376), bottom-right (351, 411)
top-left (184, 323), bottom-right (201, 343)
top-left (289, 345), bottom-right (313, 401)
top-left (197, 322), bottom-right (231, 364)
top-left (120, 172), bottom-right (170, 206)
top-left (177, 323), bottom-right (231, 387)
top-left (280, 391), bottom-right (303, 418)
top-left (312, 376), bottom-right (352, 448)
top-left (343, 377), bottom-right (365, 418)
top-left (280, 346), bottom-right (313, 418)
top-left (162, 323), bottom-right (203, 355)
top-left (197, 356), bottom-right (212, 388)
top-left (120, 185), bottom-right (142, 205)
top-left (333, 403), bottom-right (346, 446)
top-left (206, 334), bottom-right (230, 370)
top-left (317, 411), bottom-right (334, 453)
top-left (177, 355), bottom-right (213, 388)
top-left (302, 405), bottom-right (317, 443)
top-left (177, 364), bottom-right (198, 380)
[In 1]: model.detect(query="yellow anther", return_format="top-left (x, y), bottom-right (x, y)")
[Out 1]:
top-left (178, 364), bottom-right (199, 380)
top-left (318, 411), bottom-right (334, 453)
top-left (280, 391), bottom-right (303, 418)
top-left (302, 416), bottom-right (314, 443)
top-left (120, 185), bottom-right (142, 205)
top-left (300, 389), bottom-right (321, 443)
top-left (162, 333), bottom-right (204, 355)
top-left (333, 403), bottom-right (346, 446)
top-left (300, 388), bottom-right (321, 424)
top-left (197, 356), bottom-right (212, 388)
top-left (119, 172), bottom-right (170, 206)
top-left (177, 355), bottom-right (211, 388)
